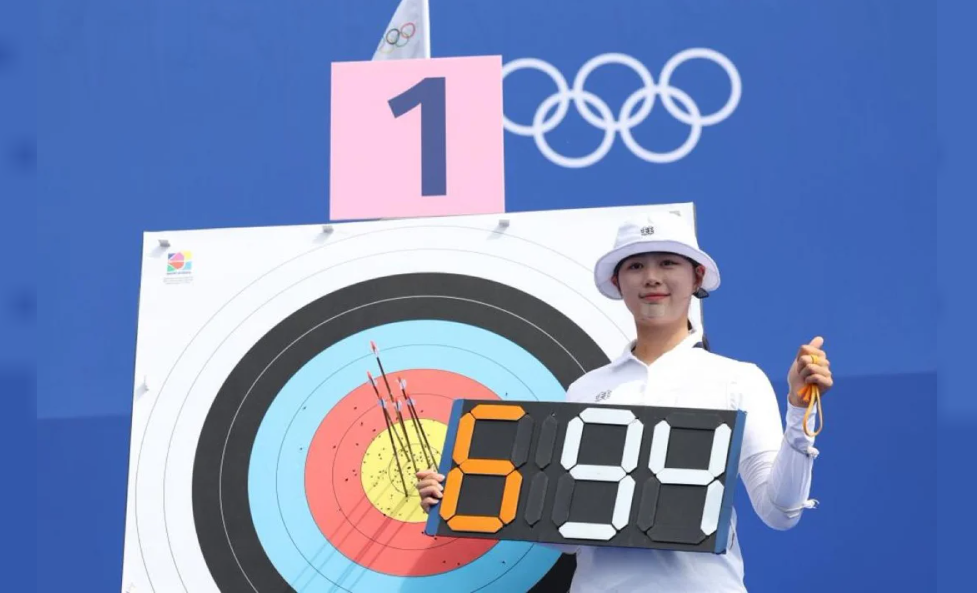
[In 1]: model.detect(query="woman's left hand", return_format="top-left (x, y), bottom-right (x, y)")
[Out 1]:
top-left (787, 336), bottom-right (834, 407)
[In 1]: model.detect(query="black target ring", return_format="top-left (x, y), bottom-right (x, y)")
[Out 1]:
top-left (192, 272), bottom-right (609, 592)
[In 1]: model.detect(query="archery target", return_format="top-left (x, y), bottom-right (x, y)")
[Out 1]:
top-left (121, 203), bottom-right (701, 592)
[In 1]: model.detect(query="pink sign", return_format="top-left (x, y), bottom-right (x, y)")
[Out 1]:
top-left (330, 56), bottom-right (505, 220)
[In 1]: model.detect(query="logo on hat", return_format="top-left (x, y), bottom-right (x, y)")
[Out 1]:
top-left (640, 226), bottom-right (655, 236)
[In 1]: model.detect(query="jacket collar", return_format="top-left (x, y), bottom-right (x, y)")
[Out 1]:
top-left (611, 328), bottom-right (704, 368)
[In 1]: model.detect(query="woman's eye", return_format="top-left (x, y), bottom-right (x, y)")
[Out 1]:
top-left (662, 260), bottom-right (677, 266)
top-left (628, 262), bottom-right (643, 270)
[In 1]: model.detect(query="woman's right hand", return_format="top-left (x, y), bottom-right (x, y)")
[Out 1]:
top-left (415, 468), bottom-right (445, 513)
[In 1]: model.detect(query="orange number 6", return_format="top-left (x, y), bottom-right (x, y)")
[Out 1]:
top-left (439, 404), bottom-right (525, 533)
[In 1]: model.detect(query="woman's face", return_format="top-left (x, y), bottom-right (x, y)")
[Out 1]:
top-left (612, 252), bottom-right (704, 328)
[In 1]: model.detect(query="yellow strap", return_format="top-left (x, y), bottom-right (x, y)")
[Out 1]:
top-left (799, 383), bottom-right (823, 437)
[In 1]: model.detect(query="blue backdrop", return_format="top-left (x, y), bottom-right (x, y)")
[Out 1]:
top-left (34, 1), bottom-right (941, 591)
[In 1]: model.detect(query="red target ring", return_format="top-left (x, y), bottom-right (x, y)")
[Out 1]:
top-left (305, 369), bottom-right (500, 576)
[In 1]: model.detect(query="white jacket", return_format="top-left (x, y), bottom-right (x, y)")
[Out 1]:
top-left (550, 331), bottom-right (819, 593)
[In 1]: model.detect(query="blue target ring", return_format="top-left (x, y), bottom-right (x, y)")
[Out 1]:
top-left (249, 320), bottom-right (564, 591)
top-left (192, 273), bottom-right (609, 592)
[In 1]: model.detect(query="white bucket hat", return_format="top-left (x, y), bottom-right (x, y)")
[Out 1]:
top-left (594, 212), bottom-right (721, 300)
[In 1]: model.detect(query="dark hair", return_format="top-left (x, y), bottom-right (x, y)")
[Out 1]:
top-left (689, 320), bottom-right (711, 351)
top-left (613, 252), bottom-right (702, 280)
top-left (614, 253), bottom-right (712, 352)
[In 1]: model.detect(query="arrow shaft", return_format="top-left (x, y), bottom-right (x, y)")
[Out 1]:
top-left (374, 353), bottom-right (420, 474)
top-left (380, 404), bottom-right (409, 495)
top-left (399, 383), bottom-right (436, 469)
top-left (404, 403), bottom-right (435, 468)
top-left (370, 374), bottom-right (413, 494)
top-left (370, 378), bottom-right (409, 454)
top-left (391, 404), bottom-right (418, 473)
top-left (404, 399), bottom-right (436, 467)
top-left (373, 395), bottom-right (408, 496)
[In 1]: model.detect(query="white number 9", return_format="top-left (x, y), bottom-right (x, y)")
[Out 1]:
top-left (557, 407), bottom-right (644, 540)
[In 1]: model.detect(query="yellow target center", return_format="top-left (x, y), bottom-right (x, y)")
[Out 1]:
top-left (360, 418), bottom-right (446, 523)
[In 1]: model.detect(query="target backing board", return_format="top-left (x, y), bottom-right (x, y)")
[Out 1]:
top-left (121, 202), bottom-right (703, 593)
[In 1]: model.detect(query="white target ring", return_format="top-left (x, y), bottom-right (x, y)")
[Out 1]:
top-left (122, 205), bottom-right (701, 592)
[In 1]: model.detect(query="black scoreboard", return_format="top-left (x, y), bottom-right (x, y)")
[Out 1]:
top-left (425, 399), bottom-right (746, 554)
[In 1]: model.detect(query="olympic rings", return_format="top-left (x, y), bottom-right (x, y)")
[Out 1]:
top-left (377, 22), bottom-right (417, 54)
top-left (502, 50), bottom-right (742, 168)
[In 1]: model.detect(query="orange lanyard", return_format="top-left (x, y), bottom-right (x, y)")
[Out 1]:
top-left (799, 383), bottom-right (823, 437)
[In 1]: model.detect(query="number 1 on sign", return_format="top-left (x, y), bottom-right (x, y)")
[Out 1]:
top-left (388, 77), bottom-right (447, 196)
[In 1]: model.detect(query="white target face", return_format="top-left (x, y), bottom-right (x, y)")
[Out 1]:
top-left (121, 203), bottom-right (701, 592)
